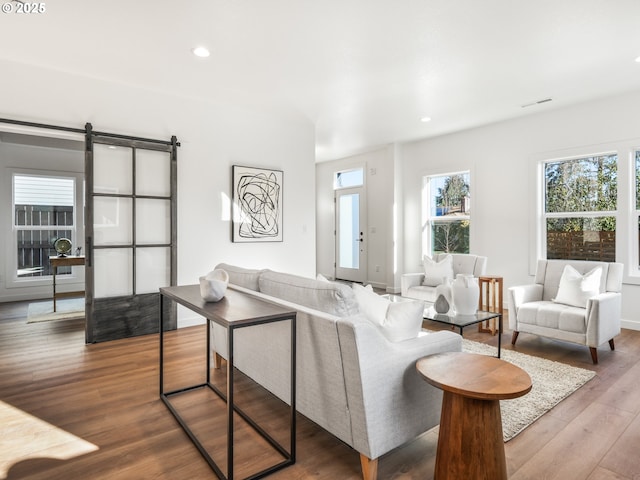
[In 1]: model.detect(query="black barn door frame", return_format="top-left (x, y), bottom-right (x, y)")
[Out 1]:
top-left (85, 123), bottom-right (178, 343)
top-left (0, 118), bottom-right (178, 343)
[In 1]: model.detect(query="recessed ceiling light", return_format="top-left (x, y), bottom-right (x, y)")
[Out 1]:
top-left (635, 55), bottom-right (640, 63)
top-left (192, 46), bottom-right (210, 58)
top-left (420, 116), bottom-right (432, 123)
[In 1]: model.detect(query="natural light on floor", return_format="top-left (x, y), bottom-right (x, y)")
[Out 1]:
top-left (0, 400), bottom-right (98, 479)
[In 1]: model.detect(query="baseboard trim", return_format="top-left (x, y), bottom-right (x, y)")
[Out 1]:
top-left (178, 315), bottom-right (206, 329)
top-left (622, 319), bottom-right (640, 332)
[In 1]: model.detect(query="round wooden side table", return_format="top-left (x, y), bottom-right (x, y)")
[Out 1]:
top-left (416, 352), bottom-right (532, 480)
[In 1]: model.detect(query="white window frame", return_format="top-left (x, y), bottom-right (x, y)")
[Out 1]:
top-left (632, 149), bottom-right (640, 278)
top-left (422, 170), bottom-right (471, 257)
top-left (334, 166), bottom-right (365, 190)
top-left (540, 152), bottom-right (618, 261)
top-left (532, 140), bottom-right (640, 284)
top-left (7, 167), bottom-right (84, 289)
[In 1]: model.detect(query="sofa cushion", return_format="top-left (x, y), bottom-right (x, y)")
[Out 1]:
top-left (422, 254), bottom-right (453, 286)
top-left (436, 253), bottom-right (487, 277)
top-left (518, 300), bottom-right (586, 334)
top-left (553, 265), bottom-right (602, 308)
top-left (215, 263), bottom-right (264, 291)
top-left (258, 270), bottom-right (359, 317)
top-left (406, 285), bottom-right (437, 303)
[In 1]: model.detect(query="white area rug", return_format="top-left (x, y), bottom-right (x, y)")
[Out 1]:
top-left (462, 339), bottom-right (596, 441)
top-left (26, 298), bottom-right (84, 324)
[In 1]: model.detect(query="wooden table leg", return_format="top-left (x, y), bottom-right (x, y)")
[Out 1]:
top-left (52, 265), bottom-right (57, 312)
top-left (435, 391), bottom-right (507, 480)
top-left (478, 276), bottom-right (503, 335)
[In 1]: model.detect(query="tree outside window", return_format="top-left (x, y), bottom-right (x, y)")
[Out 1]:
top-left (544, 154), bottom-right (617, 261)
top-left (424, 172), bottom-right (470, 255)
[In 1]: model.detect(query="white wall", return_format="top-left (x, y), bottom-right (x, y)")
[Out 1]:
top-left (316, 146), bottom-right (395, 289)
top-left (0, 60), bottom-right (316, 327)
top-left (401, 90), bottom-right (640, 329)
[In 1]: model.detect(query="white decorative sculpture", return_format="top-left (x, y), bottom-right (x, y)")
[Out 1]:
top-left (199, 269), bottom-right (229, 302)
top-left (451, 274), bottom-right (479, 315)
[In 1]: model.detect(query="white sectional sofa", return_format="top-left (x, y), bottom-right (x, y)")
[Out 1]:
top-left (210, 263), bottom-right (462, 480)
top-left (401, 253), bottom-right (487, 302)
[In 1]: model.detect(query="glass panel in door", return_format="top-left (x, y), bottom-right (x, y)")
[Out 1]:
top-left (339, 193), bottom-right (360, 269)
top-left (335, 187), bottom-right (367, 283)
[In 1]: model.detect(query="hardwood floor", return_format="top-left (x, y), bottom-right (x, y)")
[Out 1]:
top-left (2, 299), bottom-right (640, 479)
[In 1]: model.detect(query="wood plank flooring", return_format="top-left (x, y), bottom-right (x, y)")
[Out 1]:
top-left (2, 299), bottom-right (640, 479)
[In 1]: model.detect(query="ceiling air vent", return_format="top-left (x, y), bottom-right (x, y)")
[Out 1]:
top-left (521, 98), bottom-right (553, 108)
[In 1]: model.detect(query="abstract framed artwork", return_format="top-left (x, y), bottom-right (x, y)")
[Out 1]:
top-left (232, 165), bottom-right (283, 242)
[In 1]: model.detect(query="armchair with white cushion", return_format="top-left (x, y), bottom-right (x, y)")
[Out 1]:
top-left (401, 253), bottom-right (487, 303)
top-left (508, 259), bottom-right (623, 364)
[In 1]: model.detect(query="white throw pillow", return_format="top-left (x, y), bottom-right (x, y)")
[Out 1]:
top-left (352, 284), bottom-right (424, 342)
top-left (352, 283), bottom-right (390, 326)
top-left (382, 300), bottom-right (425, 342)
top-left (422, 254), bottom-right (454, 287)
top-left (316, 273), bottom-right (330, 282)
top-left (553, 265), bottom-right (602, 308)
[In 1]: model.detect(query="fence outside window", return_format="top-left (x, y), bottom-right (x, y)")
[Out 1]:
top-left (15, 205), bottom-right (73, 277)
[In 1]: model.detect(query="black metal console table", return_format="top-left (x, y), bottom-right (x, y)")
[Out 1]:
top-left (159, 285), bottom-right (296, 479)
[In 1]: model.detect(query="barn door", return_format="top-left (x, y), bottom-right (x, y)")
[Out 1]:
top-left (84, 124), bottom-right (178, 343)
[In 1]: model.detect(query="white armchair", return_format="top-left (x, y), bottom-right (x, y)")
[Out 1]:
top-left (508, 259), bottom-right (623, 364)
top-left (401, 253), bottom-right (487, 303)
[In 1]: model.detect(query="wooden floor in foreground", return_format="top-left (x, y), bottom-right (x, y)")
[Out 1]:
top-left (1, 299), bottom-right (640, 479)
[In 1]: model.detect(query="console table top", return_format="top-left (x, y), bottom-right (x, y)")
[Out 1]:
top-left (49, 255), bottom-right (85, 267)
top-left (160, 284), bottom-right (296, 328)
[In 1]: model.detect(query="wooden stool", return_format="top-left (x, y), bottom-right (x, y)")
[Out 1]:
top-left (416, 352), bottom-right (531, 480)
top-left (478, 275), bottom-right (503, 335)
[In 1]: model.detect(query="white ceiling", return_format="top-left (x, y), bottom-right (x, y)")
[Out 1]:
top-left (2, 0), bottom-right (640, 161)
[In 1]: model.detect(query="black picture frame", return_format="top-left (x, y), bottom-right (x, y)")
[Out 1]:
top-left (232, 165), bottom-right (283, 242)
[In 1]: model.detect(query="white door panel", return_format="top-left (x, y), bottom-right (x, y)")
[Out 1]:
top-left (335, 187), bottom-right (367, 283)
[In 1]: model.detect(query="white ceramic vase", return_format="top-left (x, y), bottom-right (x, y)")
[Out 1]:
top-left (199, 268), bottom-right (229, 302)
top-left (451, 274), bottom-right (479, 315)
top-left (434, 282), bottom-right (452, 314)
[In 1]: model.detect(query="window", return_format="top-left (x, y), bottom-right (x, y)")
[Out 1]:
top-left (334, 168), bottom-right (364, 189)
top-left (636, 150), bottom-right (640, 268)
top-left (13, 173), bottom-right (76, 279)
top-left (423, 172), bottom-right (470, 255)
top-left (543, 154), bottom-right (617, 262)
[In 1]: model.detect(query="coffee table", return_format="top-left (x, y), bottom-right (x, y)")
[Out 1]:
top-left (423, 306), bottom-right (503, 358)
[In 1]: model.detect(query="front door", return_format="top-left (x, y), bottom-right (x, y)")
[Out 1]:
top-left (335, 187), bottom-right (367, 283)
